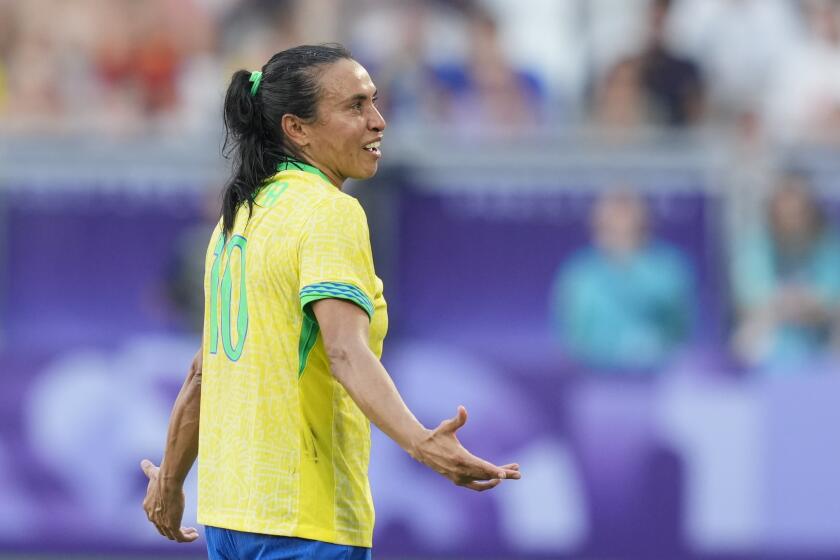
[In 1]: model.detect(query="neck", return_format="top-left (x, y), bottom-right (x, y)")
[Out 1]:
top-left (296, 152), bottom-right (344, 189)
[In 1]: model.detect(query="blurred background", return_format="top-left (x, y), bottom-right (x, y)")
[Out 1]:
top-left (3, 0), bottom-right (840, 558)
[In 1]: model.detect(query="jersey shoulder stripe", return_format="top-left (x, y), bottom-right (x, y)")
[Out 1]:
top-left (300, 282), bottom-right (374, 318)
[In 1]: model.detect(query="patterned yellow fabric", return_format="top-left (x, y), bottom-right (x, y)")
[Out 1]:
top-left (197, 163), bottom-right (387, 548)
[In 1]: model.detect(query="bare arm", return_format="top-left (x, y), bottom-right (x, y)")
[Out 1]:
top-left (312, 299), bottom-right (520, 491)
top-left (159, 348), bottom-right (202, 484)
top-left (140, 348), bottom-right (202, 543)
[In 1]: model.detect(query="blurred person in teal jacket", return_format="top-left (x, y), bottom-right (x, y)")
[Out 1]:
top-left (731, 173), bottom-right (840, 371)
top-left (551, 190), bottom-right (694, 371)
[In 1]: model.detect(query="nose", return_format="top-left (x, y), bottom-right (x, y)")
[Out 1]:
top-left (369, 104), bottom-right (386, 132)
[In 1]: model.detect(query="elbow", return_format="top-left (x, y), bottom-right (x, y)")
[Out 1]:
top-left (325, 343), bottom-right (352, 370)
top-left (187, 349), bottom-right (203, 387)
top-left (187, 364), bottom-right (202, 389)
top-left (323, 337), bottom-right (367, 381)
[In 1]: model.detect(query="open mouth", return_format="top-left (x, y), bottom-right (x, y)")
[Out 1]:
top-left (363, 140), bottom-right (381, 156)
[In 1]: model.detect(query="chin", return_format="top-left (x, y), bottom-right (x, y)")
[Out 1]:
top-left (350, 164), bottom-right (379, 180)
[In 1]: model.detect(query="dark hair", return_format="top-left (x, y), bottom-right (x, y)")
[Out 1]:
top-left (220, 43), bottom-right (353, 237)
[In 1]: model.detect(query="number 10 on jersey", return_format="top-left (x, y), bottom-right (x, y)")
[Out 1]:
top-left (209, 233), bottom-right (249, 361)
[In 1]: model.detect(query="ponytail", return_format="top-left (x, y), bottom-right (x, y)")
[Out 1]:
top-left (220, 44), bottom-right (353, 237)
top-left (220, 69), bottom-right (286, 237)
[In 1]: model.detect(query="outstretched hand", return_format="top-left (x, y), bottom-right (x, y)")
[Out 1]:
top-left (140, 459), bottom-right (199, 543)
top-left (413, 406), bottom-right (521, 492)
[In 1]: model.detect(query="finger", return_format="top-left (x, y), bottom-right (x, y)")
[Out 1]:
top-left (440, 405), bottom-right (468, 434)
top-left (498, 464), bottom-right (522, 479)
top-left (455, 405), bottom-right (467, 428)
top-left (504, 469), bottom-right (522, 480)
top-left (154, 515), bottom-right (178, 541)
top-left (460, 453), bottom-right (511, 480)
top-left (176, 527), bottom-right (200, 543)
top-left (464, 478), bottom-right (502, 492)
top-left (140, 459), bottom-right (159, 480)
top-left (462, 454), bottom-right (522, 481)
top-left (158, 521), bottom-right (175, 541)
top-left (160, 523), bottom-right (178, 541)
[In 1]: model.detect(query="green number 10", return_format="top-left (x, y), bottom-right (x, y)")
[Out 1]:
top-left (209, 233), bottom-right (249, 361)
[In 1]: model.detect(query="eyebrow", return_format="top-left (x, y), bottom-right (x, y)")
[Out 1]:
top-left (344, 90), bottom-right (379, 104)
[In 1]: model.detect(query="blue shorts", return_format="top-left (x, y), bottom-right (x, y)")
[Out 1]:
top-left (205, 526), bottom-right (372, 560)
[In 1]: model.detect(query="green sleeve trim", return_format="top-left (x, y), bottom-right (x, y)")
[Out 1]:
top-left (297, 314), bottom-right (320, 378)
top-left (296, 282), bottom-right (374, 378)
top-left (299, 282), bottom-right (374, 319)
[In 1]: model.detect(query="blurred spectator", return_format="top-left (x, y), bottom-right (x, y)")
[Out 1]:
top-left (666, 0), bottom-right (800, 122)
top-left (4, 1), bottom-right (64, 121)
top-left (218, 0), bottom-right (305, 61)
top-left (0, 0), bottom-right (216, 133)
top-left (8, 0), bottom-right (840, 140)
top-left (0, 54), bottom-right (7, 115)
top-left (133, 20), bottom-right (181, 114)
top-left (0, 1), bottom-right (14, 113)
top-left (551, 190), bottom-right (694, 372)
top-left (763, 0), bottom-right (840, 144)
top-left (639, 0), bottom-right (705, 126)
top-left (479, 0), bottom-right (584, 123)
top-left (351, 1), bottom-right (447, 127)
top-left (593, 0), bottom-right (705, 128)
top-left (93, 0), bottom-right (210, 124)
top-left (430, 6), bottom-right (545, 131)
top-left (731, 173), bottom-right (840, 370)
top-left (592, 56), bottom-right (648, 130)
top-left (579, 0), bottom-right (651, 84)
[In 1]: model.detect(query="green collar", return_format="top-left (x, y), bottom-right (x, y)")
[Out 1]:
top-left (277, 160), bottom-right (332, 185)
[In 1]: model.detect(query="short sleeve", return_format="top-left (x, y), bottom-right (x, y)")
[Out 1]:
top-left (298, 196), bottom-right (376, 320)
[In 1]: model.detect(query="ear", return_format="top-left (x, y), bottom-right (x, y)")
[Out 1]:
top-left (281, 113), bottom-right (309, 150)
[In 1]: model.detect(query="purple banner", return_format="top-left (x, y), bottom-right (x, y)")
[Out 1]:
top-left (2, 184), bottom-right (840, 558)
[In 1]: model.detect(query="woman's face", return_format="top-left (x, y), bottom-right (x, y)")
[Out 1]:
top-left (771, 183), bottom-right (818, 243)
top-left (592, 192), bottom-right (648, 257)
top-left (301, 59), bottom-right (386, 187)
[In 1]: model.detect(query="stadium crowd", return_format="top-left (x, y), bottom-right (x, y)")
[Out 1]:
top-left (3, 0), bottom-right (840, 142)
top-left (5, 3), bottom-right (840, 556)
top-left (4, 0), bottom-right (840, 374)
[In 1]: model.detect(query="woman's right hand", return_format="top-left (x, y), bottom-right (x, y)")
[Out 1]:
top-left (411, 406), bottom-right (520, 492)
top-left (141, 459), bottom-right (199, 542)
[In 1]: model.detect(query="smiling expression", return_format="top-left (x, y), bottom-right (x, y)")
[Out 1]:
top-left (294, 58), bottom-right (386, 188)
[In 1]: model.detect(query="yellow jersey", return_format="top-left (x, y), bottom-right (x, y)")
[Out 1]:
top-left (197, 161), bottom-right (387, 547)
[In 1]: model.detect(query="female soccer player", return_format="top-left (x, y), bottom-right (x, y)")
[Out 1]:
top-left (140, 44), bottom-right (520, 560)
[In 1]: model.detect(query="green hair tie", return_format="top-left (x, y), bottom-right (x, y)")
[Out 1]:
top-left (249, 70), bottom-right (263, 96)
